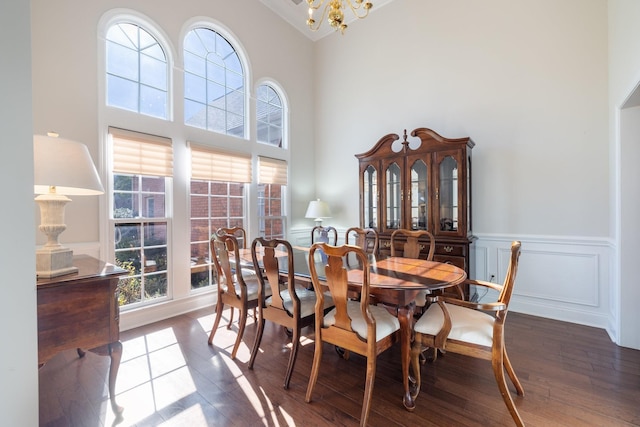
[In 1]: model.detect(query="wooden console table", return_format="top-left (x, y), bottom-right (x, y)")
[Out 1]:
top-left (37, 255), bottom-right (127, 415)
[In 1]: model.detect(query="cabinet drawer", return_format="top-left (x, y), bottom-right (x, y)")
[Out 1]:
top-left (433, 254), bottom-right (466, 271)
top-left (435, 244), bottom-right (466, 257)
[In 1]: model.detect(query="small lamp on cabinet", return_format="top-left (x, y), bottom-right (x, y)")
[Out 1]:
top-left (34, 133), bottom-right (104, 278)
top-left (305, 199), bottom-right (332, 227)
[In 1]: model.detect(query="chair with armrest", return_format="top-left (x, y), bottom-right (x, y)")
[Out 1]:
top-left (305, 243), bottom-right (400, 427)
top-left (410, 241), bottom-right (524, 426)
top-left (345, 227), bottom-right (379, 257)
top-left (311, 225), bottom-right (338, 245)
top-left (208, 233), bottom-right (266, 359)
top-left (248, 237), bottom-right (334, 389)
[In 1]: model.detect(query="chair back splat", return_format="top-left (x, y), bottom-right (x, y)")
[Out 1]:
top-left (305, 243), bottom-right (400, 427)
top-left (346, 227), bottom-right (379, 257)
top-left (390, 228), bottom-right (435, 260)
top-left (216, 226), bottom-right (247, 248)
top-left (311, 225), bottom-right (338, 246)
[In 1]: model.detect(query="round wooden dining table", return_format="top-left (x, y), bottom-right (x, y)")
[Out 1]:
top-left (237, 247), bottom-right (467, 411)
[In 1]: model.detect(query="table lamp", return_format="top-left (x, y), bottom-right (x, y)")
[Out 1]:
top-left (305, 198), bottom-right (332, 226)
top-left (34, 133), bottom-right (104, 278)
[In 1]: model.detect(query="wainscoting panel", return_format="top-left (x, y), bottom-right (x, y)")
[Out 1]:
top-left (474, 234), bottom-right (614, 334)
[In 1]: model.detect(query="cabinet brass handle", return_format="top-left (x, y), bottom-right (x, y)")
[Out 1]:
top-left (444, 246), bottom-right (453, 253)
top-left (382, 241), bottom-right (390, 248)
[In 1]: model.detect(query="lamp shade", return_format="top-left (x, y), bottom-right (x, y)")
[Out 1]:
top-left (305, 199), bottom-right (332, 220)
top-left (34, 134), bottom-right (104, 195)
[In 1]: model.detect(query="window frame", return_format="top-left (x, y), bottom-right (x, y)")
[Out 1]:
top-left (182, 21), bottom-right (251, 139)
top-left (101, 12), bottom-right (174, 121)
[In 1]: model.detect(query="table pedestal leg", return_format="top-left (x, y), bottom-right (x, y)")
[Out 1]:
top-left (398, 304), bottom-right (416, 411)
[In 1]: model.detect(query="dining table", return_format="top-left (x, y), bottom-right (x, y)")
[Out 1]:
top-left (237, 245), bottom-right (467, 411)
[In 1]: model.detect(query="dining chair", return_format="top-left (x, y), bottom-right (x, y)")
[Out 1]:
top-left (215, 226), bottom-right (254, 324)
top-left (390, 229), bottom-right (438, 308)
top-left (311, 225), bottom-right (338, 245)
top-left (216, 226), bottom-right (247, 249)
top-left (208, 233), bottom-right (265, 359)
top-left (248, 237), bottom-right (334, 389)
top-left (305, 243), bottom-right (401, 427)
top-left (410, 241), bottom-right (524, 426)
top-left (345, 227), bottom-right (379, 256)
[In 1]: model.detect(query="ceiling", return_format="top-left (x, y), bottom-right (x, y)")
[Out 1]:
top-left (259, 0), bottom-right (395, 42)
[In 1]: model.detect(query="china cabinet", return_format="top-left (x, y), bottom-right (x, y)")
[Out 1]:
top-left (356, 127), bottom-right (475, 295)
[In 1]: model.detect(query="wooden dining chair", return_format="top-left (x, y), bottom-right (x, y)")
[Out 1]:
top-left (215, 226), bottom-right (254, 323)
top-left (311, 225), bottom-right (338, 245)
top-left (345, 227), bottom-right (379, 257)
top-left (208, 233), bottom-right (264, 359)
top-left (248, 237), bottom-right (334, 389)
top-left (410, 241), bottom-right (524, 426)
top-left (390, 229), bottom-right (438, 308)
top-left (305, 243), bottom-right (400, 427)
top-left (216, 226), bottom-right (247, 249)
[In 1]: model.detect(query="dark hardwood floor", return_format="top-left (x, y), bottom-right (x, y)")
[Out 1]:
top-left (39, 308), bottom-right (640, 426)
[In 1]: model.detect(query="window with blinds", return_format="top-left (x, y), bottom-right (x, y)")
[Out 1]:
top-left (189, 145), bottom-right (251, 290)
top-left (109, 128), bottom-right (173, 307)
top-left (258, 156), bottom-right (287, 239)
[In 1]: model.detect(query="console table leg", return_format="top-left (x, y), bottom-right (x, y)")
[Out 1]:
top-left (108, 341), bottom-right (124, 415)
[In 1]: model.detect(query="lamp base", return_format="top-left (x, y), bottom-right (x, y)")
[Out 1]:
top-left (36, 246), bottom-right (78, 278)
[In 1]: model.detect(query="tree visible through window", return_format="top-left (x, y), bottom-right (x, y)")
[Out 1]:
top-left (106, 23), bottom-right (168, 119)
top-left (110, 129), bottom-right (173, 307)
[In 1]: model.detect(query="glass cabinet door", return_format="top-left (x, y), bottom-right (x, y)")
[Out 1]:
top-left (409, 159), bottom-right (428, 230)
top-left (438, 155), bottom-right (458, 232)
top-left (363, 164), bottom-right (377, 229)
top-left (385, 162), bottom-right (402, 229)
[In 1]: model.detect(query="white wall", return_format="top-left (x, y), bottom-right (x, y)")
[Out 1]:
top-left (314, 0), bottom-right (609, 237)
top-left (0, 1), bottom-right (39, 424)
top-left (609, 0), bottom-right (640, 349)
top-left (312, 0), bottom-right (622, 339)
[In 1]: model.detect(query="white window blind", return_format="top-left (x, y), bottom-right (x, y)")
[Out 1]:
top-left (110, 127), bottom-right (173, 177)
top-left (191, 145), bottom-right (252, 183)
top-left (258, 156), bottom-right (287, 186)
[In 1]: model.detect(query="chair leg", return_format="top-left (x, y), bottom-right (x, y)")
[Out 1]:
top-left (284, 325), bottom-right (301, 389)
top-left (492, 346), bottom-right (525, 427)
top-left (305, 337), bottom-right (324, 403)
top-left (230, 306), bottom-right (248, 359)
top-left (208, 300), bottom-right (224, 345)
top-left (248, 313), bottom-right (265, 370)
top-left (410, 337), bottom-right (423, 399)
top-left (227, 307), bottom-right (235, 330)
top-left (503, 347), bottom-right (524, 396)
top-left (359, 355), bottom-right (377, 427)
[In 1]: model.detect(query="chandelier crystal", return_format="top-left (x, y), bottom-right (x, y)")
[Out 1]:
top-left (306, 0), bottom-right (373, 34)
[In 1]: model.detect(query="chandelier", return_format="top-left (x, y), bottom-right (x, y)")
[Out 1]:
top-left (306, 0), bottom-right (373, 34)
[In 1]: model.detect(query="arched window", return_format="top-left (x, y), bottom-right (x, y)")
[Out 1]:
top-left (184, 27), bottom-right (245, 138)
top-left (256, 84), bottom-right (283, 148)
top-left (106, 22), bottom-right (168, 119)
